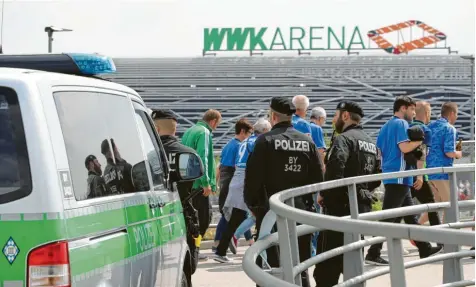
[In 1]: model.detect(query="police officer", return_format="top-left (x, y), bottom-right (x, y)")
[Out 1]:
top-left (151, 109), bottom-right (201, 278)
top-left (244, 97), bottom-right (324, 287)
top-left (314, 101), bottom-right (381, 287)
top-left (84, 155), bottom-right (109, 199)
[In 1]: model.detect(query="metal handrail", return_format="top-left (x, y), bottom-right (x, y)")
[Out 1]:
top-left (242, 164), bottom-right (475, 287)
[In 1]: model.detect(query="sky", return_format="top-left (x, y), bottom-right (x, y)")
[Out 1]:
top-left (0, 0), bottom-right (474, 57)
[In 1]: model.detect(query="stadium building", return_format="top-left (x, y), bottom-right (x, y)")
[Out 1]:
top-left (106, 55), bottom-right (473, 149)
top-left (2, 0), bottom-right (474, 148)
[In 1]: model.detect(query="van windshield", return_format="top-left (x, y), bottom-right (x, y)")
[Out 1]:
top-left (0, 87), bottom-right (32, 204)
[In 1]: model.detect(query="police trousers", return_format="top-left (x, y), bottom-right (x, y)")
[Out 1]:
top-left (313, 206), bottom-right (367, 287)
top-left (254, 209), bottom-right (312, 287)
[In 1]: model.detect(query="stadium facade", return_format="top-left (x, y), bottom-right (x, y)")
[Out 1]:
top-left (106, 55), bottom-right (474, 149)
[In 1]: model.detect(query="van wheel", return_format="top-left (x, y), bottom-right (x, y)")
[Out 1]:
top-left (181, 271), bottom-right (189, 287)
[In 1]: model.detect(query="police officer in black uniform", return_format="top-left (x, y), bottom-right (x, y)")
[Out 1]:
top-left (314, 101), bottom-right (381, 287)
top-left (151, 109), bottom-right (201, 279)
top-left (244, 97), bottom-right (325, 287)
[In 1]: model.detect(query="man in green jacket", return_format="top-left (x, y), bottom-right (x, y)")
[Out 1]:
top-left (182, 109), bottom-right (222, 260)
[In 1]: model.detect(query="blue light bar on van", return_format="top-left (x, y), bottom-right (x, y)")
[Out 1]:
top-left (0, 53), bottom-right (116, 76)
top-left (68, 53), bottom-right (116, 75)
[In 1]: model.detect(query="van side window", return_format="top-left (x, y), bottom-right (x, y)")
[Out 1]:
top-left (134, 111), bottom-right (166, 188)
top-left (54, 91), bottom-right (150, 201)
top-left (0, 87), bottom-right (32, 204)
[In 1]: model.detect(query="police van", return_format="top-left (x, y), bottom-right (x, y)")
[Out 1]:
top-left (0, 54), bottom-right (203, 287)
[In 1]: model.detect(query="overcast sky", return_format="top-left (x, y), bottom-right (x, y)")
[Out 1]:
top-left (1, 0), bottom-right (474, 57)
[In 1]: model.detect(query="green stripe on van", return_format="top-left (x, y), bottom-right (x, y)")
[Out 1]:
top-left (0, 200), bottom-right (186, 283)
top-left (0, 219), bottom-right (66, 282)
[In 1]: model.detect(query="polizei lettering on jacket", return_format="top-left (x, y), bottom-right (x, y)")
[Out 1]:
top-left (274, 139), bottom-right (310, 152)
top-left (358, 140), bottom-right (377, 154)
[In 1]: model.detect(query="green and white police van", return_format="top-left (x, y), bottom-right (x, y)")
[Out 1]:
top-left (0, 54), bottom-right (203, 287)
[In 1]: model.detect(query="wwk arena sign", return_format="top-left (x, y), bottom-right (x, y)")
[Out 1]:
top-left (203, 26), bottom-right (367, 52)
top-left (203, 20), bottom-right (450, 55)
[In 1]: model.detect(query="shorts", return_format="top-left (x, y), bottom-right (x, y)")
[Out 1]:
top-left (429, 180), bottom-right (450, 202)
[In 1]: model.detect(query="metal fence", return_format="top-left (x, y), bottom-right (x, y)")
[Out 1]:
top-left (242, 165), bottom-right (475, 286)
top-left (208, 141), bottom-right (475, 229)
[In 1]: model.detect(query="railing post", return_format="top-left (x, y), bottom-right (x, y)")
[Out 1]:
top-left (443, 171), bottom-right (464, 283)
top-left (276, 198), bottom-right (298, 285)
top-left (286, 198), bottom-right (303, 286)
top-left (343, 183), bottom-right (365, 287)
top-left (387, 238), bottom-right (407, 287)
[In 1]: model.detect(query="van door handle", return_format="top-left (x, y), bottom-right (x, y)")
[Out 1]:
top-left (89, 228), bottom-right (127, 242)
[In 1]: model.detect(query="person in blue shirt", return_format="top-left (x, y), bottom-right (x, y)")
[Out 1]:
top-left (213, 119), bottom-right (253, 253)
top-left (309, 107), bottom-right (327, 153)
top-left (407, 101), bottom-right (442, 230)
top-left (426, 102), bottom-right (462, 223)
top-left (405, 101), bottom-right (445, 250)
top-left (214, 118), bottom-right (272, 263)
top-left (365, 96), bottom-right (442, 266)
top-left (308, 106), bottom-right (327, 256)
top-left (292, 95), bottom-right (312, 137)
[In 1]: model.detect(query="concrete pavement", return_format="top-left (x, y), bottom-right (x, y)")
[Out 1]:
top-left (193, 241), bottom-right (475, 287)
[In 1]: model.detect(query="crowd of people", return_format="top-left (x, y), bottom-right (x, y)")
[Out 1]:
top-left (150, 94), bottom-right (470, 287)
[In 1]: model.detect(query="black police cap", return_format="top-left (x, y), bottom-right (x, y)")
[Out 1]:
top-left (336, 101), bottom-right (365, 118)
top-left (270, 97), bottom-right (296, 116)
top-left (85, 155), bottom-right (97, 168)
top-left (151, 109), bottom-right (177, 122)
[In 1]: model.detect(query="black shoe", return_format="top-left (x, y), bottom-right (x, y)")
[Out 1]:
top-left (420, 246), bottom-right (443, 259)
top-left (365, 255), bottom-right (389, 266)
top-left (471, 247), bottom-right (475, 259)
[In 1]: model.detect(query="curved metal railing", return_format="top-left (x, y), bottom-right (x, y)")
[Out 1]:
top-left (242, 164), bottom-right (475, 287)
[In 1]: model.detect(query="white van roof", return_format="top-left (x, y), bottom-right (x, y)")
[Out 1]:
top-left (0, 67), bottom-right (142, 101)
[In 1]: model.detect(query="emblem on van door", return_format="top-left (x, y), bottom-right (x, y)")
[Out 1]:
top-left (58, 170), bottom-right (74, 198)
top-left (148, 197), bottom-right (165, 209)
top-left (3, 237), bottom-right (20, 265)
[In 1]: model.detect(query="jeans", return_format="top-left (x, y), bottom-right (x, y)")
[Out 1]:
top-left (235, 213), bottom-right (255, 241)
top-left (217, 208), bottom-right (248, 256)
top-left (311, 203), bottom-right (321, 257)
top-left (214, 216), bottom-right (228, 241)
top-left (215, 214), bottom-right (252, 241)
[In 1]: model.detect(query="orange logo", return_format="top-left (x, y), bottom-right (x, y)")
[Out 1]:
top-left (367, 20), bottom-right (446, 54)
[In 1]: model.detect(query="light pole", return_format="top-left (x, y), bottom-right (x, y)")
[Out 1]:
top-left (44, 26), bottom-right (73, 53)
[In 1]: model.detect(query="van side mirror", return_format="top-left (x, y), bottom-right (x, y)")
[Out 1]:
top-left (174, 152), bottom-right (203, 182)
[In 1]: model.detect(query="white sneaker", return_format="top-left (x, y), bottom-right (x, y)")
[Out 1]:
top-left (213, 254), bottom-right (233, 263)
top-left (402, 248), bottom-right (410, 256)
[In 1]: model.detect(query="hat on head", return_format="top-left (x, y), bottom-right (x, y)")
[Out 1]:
top-left (85, 155), bottom-right (97, 168)
top-left (151, 109), bottom-right (178, 122)
top-left (270, 97), bottom-right (296, 116)
top-left (336, 101), bottom-right (364, 118)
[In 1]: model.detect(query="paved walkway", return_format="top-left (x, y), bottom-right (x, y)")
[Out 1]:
top-left (193, 241), bottom-right (475, 287)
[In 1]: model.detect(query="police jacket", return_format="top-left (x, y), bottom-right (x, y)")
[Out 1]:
top-left (322, 124), bottom-right (380, 210)
top-left (103, 158), bottom-right (134, 195)
top-left (160, 135), bottom-right (196, 200)
top-left (244, 121), bottom-right (324, 212)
